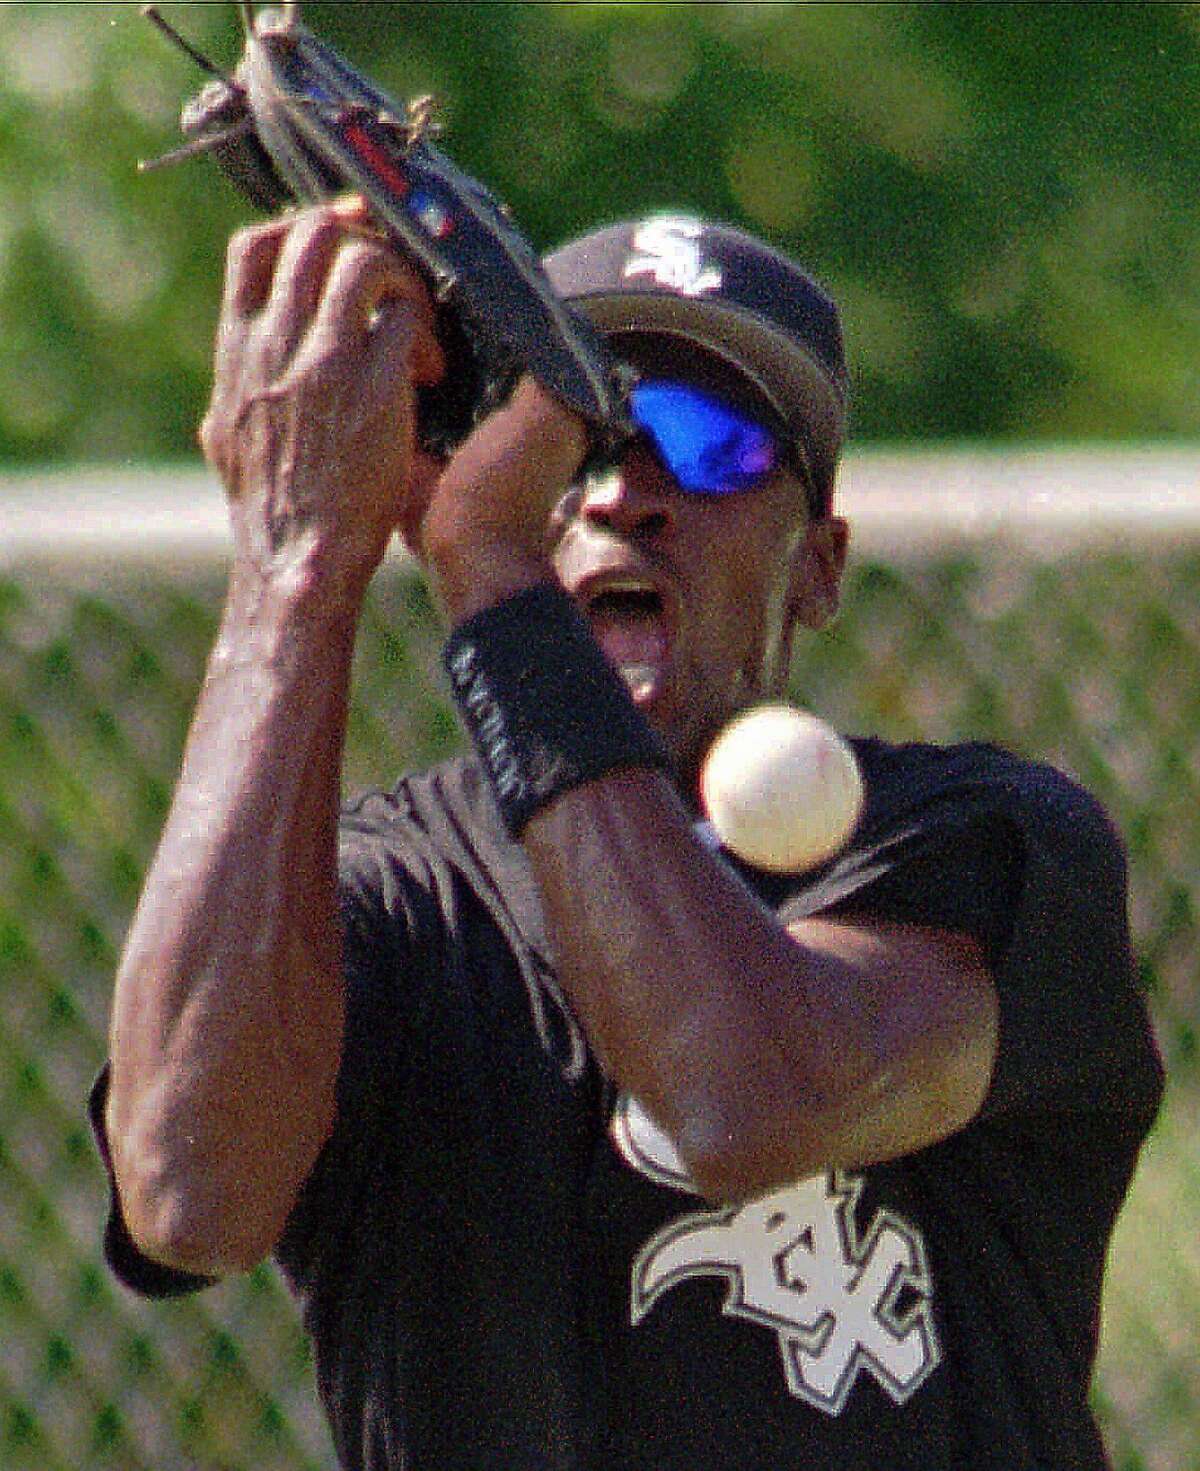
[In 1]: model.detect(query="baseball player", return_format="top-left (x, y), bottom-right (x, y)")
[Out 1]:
top-left (92, 204), bottom-right (1163, 1469)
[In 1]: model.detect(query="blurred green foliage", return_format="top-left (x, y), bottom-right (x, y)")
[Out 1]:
top-left (0, 0), bottom-right (1198, 465)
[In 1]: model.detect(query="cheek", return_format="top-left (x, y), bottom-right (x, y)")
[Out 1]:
top-left (707, 527), bottom-right (798, 686)
top-left (689, 558), bottom-right (778, 692)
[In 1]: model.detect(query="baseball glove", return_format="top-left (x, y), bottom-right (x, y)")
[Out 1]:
top-left (141, 2), bottom-right (632, 460)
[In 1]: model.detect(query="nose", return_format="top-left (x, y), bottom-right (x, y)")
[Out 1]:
top-left (578, 446), bottom-right (677, 539)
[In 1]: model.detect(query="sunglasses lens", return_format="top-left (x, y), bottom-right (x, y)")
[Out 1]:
top-left (629, 381), bottom-right (780, 495)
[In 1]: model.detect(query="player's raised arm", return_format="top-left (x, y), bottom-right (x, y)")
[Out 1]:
top-left (103, 201), bottom-right (444, 1277)
top-left (415, 222), bottom-right (1005, 1206)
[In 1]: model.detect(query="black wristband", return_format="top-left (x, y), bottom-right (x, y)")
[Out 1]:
top-left (443, 581), bottom-right (672, 837)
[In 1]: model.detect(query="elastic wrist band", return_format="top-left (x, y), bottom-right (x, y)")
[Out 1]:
top-left (443, 581), bottom-right (672, 837)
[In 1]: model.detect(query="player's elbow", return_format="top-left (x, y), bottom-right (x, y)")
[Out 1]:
top-left (119, 1165), bottom-right (283, 1282)
top-left (673, 1090), bottom-right (834, 1206)
top-left (108, 1108), bottom-right (285, 1277)
top-left (104, 1062), bottom-right (334, 1277)
top-left (115, 1148), bottom-right (283, 1276)
top-left (678, 1011), bottom-right (999, 1206)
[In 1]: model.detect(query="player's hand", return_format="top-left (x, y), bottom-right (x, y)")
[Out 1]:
top-left (414, 375), bottom-right (590, 623)
top-left (199, 197), bottom-right (446, 601)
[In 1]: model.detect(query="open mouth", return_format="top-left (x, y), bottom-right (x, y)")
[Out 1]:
top-left (583, 580), bottom-right (672, 702)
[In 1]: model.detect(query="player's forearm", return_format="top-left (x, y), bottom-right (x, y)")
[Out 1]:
top-left (106, 564), bottom-right (360, 1273)
top-left (524, 769), bottom-right (995, 1203)
top-left (524, 771), bottom-right (833, 1177)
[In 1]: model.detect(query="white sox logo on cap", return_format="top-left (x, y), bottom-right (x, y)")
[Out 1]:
top-left (622, 216), bottom-right (723, 297)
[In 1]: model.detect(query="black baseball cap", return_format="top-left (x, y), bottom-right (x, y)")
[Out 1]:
top-left (544, 215), bottom-right (848, 513)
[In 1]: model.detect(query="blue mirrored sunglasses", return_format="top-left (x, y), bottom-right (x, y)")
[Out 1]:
top-left (627, 379), bottom-right (782, 496)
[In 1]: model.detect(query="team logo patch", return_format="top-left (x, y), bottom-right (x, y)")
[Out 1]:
top-left (612, 1093), bottom-right (942, 1416)
top-left (622, 216), bottom-right (723, 297)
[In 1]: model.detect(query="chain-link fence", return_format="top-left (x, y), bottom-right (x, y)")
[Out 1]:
top-left (1, 495), bottom-right (1197, 1469)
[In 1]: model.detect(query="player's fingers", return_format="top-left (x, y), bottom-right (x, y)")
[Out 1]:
top-left (300, 237), bottom-right (438, 373)
top-left (265, 210), bottom-right (349, 340)
top-left (221, 216), bottom-right (291, 320)
top-left (205, 220), bottom-right (292, 470)
top-left (327, 192), bottom-right (372, 228)
top-left (264, 201), bottom-right (401, 356)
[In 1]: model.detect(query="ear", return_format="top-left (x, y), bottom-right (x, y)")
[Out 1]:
top-left (761, 516), bottom-right (849, 698)
top-left (790, 516), bottom-right (850, 632)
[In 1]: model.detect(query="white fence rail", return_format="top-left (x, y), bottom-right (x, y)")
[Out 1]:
top-left (4, 444), bottom-right (1199, 568)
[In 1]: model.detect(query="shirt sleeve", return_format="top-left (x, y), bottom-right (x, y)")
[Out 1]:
top-left (783, 810), bottom-right (1023, 972)
top-left (970, 769), bottom-right (1163, 1122)
top-left (272, 807), bottom-right (434, 1286)
top-left (269, 847), bottom-right (420, 1282)
top-left (775, 783), bottom-right (1024, 972)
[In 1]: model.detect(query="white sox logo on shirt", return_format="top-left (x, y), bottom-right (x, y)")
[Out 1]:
top-left (622, 217), bottom-right (723, 297)
top-left (611, 1093), bottom-right (942, 1417)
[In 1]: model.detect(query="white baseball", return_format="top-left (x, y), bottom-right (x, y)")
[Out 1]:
top-left (700, 704), bottom-right (864, 872)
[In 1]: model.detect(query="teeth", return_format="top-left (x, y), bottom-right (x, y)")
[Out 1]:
top-left (589, 578), bottom-right (658, 603)
top-left (583, 580), bottom-right (668, 703)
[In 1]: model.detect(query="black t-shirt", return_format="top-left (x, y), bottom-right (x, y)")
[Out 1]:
top-left (92, 740), bottom-right (1164, 1471)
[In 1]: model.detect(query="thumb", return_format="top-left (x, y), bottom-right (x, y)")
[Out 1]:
top-left (398, 447), bottom-right (447, 552)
